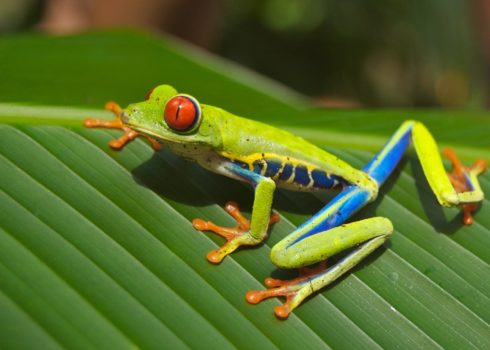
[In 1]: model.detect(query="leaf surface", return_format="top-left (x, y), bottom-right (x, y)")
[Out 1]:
top-left (0, 31), bottom-right (488, 349)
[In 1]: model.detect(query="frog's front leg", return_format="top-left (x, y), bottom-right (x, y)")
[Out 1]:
top-left (193, 163), bottom-right (280, 263)
top-left (84, 101), bottom-right (161, 150)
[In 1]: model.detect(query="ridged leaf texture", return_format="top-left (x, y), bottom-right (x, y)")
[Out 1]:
top-left (0, 31), bottom-right (489, 349)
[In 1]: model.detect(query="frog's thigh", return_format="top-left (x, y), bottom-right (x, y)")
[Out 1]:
top-left (271, 217), bottom-right (393, 269)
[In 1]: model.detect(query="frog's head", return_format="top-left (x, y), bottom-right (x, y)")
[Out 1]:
top-left (121, 84), bottom-right (222, 149)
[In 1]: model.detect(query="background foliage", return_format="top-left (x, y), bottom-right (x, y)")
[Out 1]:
top-left (1, 0), bottom-right (486, 107)
top-left (0, 31), bottom-right (489, 349)
top-left (221, 0), bottom-right (482, 107)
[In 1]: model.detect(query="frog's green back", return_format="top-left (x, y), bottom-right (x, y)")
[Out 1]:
top-left (215, 109), bottom-right (323, 160)
top-left (210, 106), bottom-right (366, 186)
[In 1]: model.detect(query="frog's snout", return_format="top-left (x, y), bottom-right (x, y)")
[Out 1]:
top-left (121, 111), bottom-right (130, 124)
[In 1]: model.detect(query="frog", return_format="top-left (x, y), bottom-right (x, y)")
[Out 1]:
top-left (84, 84), bottom-right (487, 319)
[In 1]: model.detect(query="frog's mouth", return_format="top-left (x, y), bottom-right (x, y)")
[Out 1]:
top-left (120, 112), bottom-right (158, 139)
top-left (122, 117), bottom-right (191, 145)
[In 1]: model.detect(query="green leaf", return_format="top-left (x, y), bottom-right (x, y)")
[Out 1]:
top-left (0, 30), bottom-right (489, 349)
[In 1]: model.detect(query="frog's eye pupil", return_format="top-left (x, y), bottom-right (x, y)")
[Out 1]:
top-left (164, 95), bottom-right (200, 131)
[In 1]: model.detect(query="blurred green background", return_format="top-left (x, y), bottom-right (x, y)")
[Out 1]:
top-left (1, 0), bottom-right (489, 108)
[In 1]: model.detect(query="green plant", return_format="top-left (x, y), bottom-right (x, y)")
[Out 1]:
top-left (0, 30), bottom-right (488, 349)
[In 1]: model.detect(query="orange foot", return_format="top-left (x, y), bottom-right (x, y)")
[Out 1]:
top-left (443, 148), bottom-right (487, 225)
top-left (246, 262), bottom-right (327, 319)
top-left (84, 101), bottom-right (161, 150)
top-left (192, 201), bottom-right (280, 264)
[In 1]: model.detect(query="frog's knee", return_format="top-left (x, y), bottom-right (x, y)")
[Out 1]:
top-left (270, 244), bottom-right (285, 266)
top-left (270, 244), bottom-right (294, 269)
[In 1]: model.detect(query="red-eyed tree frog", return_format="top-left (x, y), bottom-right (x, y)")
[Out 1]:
top-left (84, 85), bottom-right (487, 319)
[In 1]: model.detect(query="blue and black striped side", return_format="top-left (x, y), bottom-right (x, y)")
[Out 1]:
top-left (279, 163), bottom-right (294, 181)
top-left (233, 156), bottom-right (340, 190)
top-left (311, 169), bottom-right (339, 189)
top-left (250, 158), bottom-right (283, 177)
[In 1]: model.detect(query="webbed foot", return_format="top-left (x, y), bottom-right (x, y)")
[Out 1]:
top-left (246, 262), bottom-right (327, 319)
top-left (84, 101), bottom-right (161, 150)
top-left (443, 148), bottom-right (487, 224)
top-left (193, 201), bottom-right (280, 264)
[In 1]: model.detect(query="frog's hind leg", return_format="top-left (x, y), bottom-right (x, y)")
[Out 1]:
top-left (363, 120), bottom-right (486, 222)
top-left (442, 148), bottom-right (487, 224)
top-left (246, 185), bottom-right (393, 318)
top-left (248, 120), bottom-right (486, 318)
top-left (410, 122), bottom-right (486, 209)
top-left (245, 122), bottom-right (413, 318)
top-left (248, 218), bottom-right (393, 319)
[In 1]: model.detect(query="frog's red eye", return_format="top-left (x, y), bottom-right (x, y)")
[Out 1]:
top-left (164, 95), bottom-right (201, 132)
top-left (145, 87), bottom-right (155, 100)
